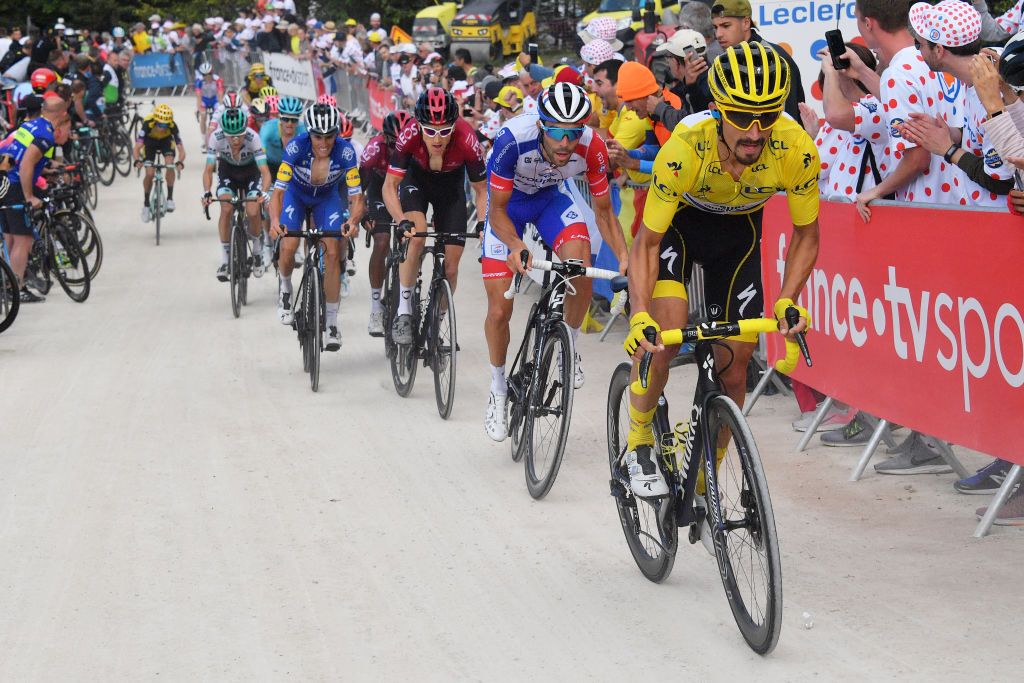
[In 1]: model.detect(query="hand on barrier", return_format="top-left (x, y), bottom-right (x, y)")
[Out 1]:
top-left (624, 312), bottom-right (661, 358)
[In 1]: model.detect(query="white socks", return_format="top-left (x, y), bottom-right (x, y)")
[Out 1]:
top-left (370, 288), bottom-right (382, 313)
top-left (490, 364), bottom-right (506, 395)
top-left (279, 273), bottom-right (293, 294)
top-left (571, 326), bottom-right (580, 342)
top-left (398, 285), bottom-right (413, 315)
top-left (326, 301), bottom-right (339, 328)
top-left (220, 242), bottom-right (229, 265)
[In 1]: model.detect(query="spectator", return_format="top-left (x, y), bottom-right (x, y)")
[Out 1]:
top-left (898, 0), bottom-right (1013, 207)
top-left (367, 13), bottom-right (388, 44)
top-left (0, 28), bottom-right (11, 59)
top-left (517, 64), bottom-right (550, 115)
top-left (678, 0), bottom-right (722, 62)
top-left (652, 29), bottom-right (708, 118)
top-left (1, 37), bottom-right (32, 82)
top-left (131, 23), bottom-right (151, 54)
top-left (453, 48), bottom-right (477, 82)
top-left (711, 0), bottom-right (805, 124)
top-left (256, 16), bottom-right (285, 53)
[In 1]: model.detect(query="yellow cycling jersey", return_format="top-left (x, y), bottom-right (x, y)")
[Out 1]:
top-left (644, 111), bottom-right (820, 233)
top-left (138, 116), bottom-right (181, 142)
top-left (245, 74), bottom-right (273, 97)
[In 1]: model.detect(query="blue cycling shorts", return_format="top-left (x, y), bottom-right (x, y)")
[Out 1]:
top-left (280, 185), bottom-right (346, 235)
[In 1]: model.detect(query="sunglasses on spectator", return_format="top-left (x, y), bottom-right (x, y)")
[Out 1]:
top-left (719, 107), bottom-right (782, 131)
top-left (541, 124), bottom-right (585, 141)
top-left (421, 125), bottom-right (453, 138)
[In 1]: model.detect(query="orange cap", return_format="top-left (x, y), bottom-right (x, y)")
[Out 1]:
top-left (615, 61), bottom-right (659, 101)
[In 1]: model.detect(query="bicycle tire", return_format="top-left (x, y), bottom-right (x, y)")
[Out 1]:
top-left (309, 268), bottom-right (323, 392)
top-left (83, 162), bottom-right (99, 210)
top-left (49, 230), bottom-right (90, 302)
top-left (524, 320), bottom-right (574, 500)
top-left (153, 183), bottom-right (163, 246)
top-left (55, 210), bottom-right (102, 281)
top-left (606, 362), bottom-right (678, 582)
top-left (430, 278), bottom-right (457, 419)
top-left (506, 320), bottom-right (536, 464)
top-left (0, 257), bottom-right (19, 334)
top-left (96, 138), bottom-right (116, 186)
top-left (382, 260), bottom-right (399, 359)
top-left (114, 132), bottom-right (133, 177)
top-left (229, 219), bottom-right (244, 319)
top-left (389, 280), bottom-right (419, 397)
top-left (704, 394), bottom-right (783, 655)
top-left (297, 269), bottom-right (310, 374)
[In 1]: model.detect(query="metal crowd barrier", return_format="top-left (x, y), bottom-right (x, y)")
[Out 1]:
top-left (200, 49), bottom-right (258, 92)
top-left (333, 70), bottom-right (372, 124)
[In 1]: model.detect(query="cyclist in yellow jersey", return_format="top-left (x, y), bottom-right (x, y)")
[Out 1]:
top-left (133, 103), bottom-right (185, 223)
top-left (242, 63), bottom-right (274, 104)
top-left (622, 42), bottom-right (820, 497)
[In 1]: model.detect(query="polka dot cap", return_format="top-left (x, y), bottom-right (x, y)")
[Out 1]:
top-left (909, 0), bottom-right (982, 48)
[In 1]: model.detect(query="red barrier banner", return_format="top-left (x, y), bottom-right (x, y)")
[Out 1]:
top-left (761, 197), bottom-right (1024, 465)
top-left (368, 78), bottom-right (395, 131)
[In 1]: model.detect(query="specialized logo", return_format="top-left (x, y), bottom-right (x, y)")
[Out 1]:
top-left (285, 205), bottom-right (295, 220)
top-left (660, 245), bottom-right (679, 274)
top-left (329, 211), bottom-right (341, 226)
top-left (736, 283), bottom-right (756, 317)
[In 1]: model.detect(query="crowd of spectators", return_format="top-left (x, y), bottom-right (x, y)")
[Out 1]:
top-left (1, 0), bottom-right (1020, 523)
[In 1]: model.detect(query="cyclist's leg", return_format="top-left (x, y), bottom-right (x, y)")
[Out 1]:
top-left (142, 140), bottom-right (157, 204)
top-left (536, 183), bottom-right (594, 332)
top-left (163, 142), bottom-right (176, 201)
top-left (277, 186), bottom-right (307, 291)
top-left (427, 171), bottom-right (468, 291)
top-left (684, 210), bottom-right (764, 410)
top-left (396, 172), bottom-right (429, 290)
top-left (242, 175), bottom-right (262, 238)
top-left (1, 189), bottom-right (34, 284)
top-left (312, 195), bottom-right (345, 328)
top-left (626, 221), bottom-right (689, 450)
top-left (482, 226), bottom-right (516, 440)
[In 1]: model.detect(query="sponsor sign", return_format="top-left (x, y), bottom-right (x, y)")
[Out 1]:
top-left (129, 53), bottom-right (189, 89)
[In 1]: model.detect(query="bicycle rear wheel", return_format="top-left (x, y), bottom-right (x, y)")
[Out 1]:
top-left (49, 230), bottom-right (90, 302)
top-left (704, 394), bottom-right (783, 655)
top-left (307, 267), bottom-right (323, 392)
top-left (430, 279), bottom-right (457, 419)
top-left (606, 362), bottom-right (677, 582)
top-left (0, 257), bottom-right (19, 334)
top-left (524, 321), bottom-right (574, 499)
top-left (56, 210), bottom-right (102, 281)
top-left (229, 219), bottom-right (245, 318)
top-left (96, 139), bottom-right (116, 186)
top-left (114, 132), bottom-right (133, 177)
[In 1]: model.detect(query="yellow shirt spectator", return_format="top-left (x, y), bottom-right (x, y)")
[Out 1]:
top-left (131, 30), bottom-right (152, 54)
top-left (609, 106), bottom-right (653, 185)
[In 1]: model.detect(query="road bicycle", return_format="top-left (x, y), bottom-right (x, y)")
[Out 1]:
top-left (385, 227), bottom-right (478, 419)
top-left (285, 216), bottom-right (332, 392)
top-left (13, 197), bottom-right (91, 303)
top-left (205, 195), bottom-right (265, 319)
top-left (0, 223), bottom-right (19, 334)
top-left (74, 125), bottom-right (116, 187)
top-left (503, 250), bottom-right (624, 499)
top-left (46, 165), bottom-right (104, 281)
top-left (137, 160), bottom-right (181, 246)
top-left (606, 308), bottom-right (810, 654)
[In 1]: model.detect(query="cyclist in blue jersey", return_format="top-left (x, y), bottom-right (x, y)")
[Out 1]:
top-left (268, 104), bottom-right (365, 351)
top-left (0, 96), bottom-right (69, 303)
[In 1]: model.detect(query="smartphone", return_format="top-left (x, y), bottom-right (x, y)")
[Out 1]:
top-left (825, 29), bottom-right (850, 70)
top-left (527, 43), bottom-right (538, 63)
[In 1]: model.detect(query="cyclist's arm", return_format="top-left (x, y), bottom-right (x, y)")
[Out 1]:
top-left (269, 187), bottom-right (284, 235)
top-left (133, 137), bottom-right (144, 162)
top-left (778, 219), bottom-right (819, 337)
top-left (470, 179), bottom-right (487, 225)
top-left (19, 144), bottom-right (42, 201)
top-left (202, 158), bottom-right (215, 195)
top-left (173, 125), bottom-right (185, 163)
top-left (627, 222), bottom-right (661, 318)
top-left (592, 191), bottom-right (628, 270)
top-left (382, 171), bottom-right (404, 225)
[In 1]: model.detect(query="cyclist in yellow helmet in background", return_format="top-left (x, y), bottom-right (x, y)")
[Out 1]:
top-left (621, 42), bottom-right (820, 498)
top-left (133, 103), bottom-right (186, 223)
top-left (242, 63), bottom-right (274, 104)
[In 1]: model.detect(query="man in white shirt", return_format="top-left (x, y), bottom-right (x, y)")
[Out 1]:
top-left (367, 13), bottom-right (388, 43)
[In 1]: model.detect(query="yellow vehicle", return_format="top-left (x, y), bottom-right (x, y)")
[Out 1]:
top-left (413, 2), bottom-right (459, 56)
top-left (577, 0), bottom-right (682, 53)
top-left (450, 0), bottom-right (537, 63)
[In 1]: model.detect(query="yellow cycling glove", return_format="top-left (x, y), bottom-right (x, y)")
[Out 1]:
top-left (624, 312), bottom-right (660, 356)
top-left (773, 298), bottom-right (811, 329)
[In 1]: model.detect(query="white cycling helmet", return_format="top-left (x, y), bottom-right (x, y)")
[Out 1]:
top-left (538, 82), bottom-right (592, 124)
top-left (198, 62), bottom-right (213, 75)
top-left (304, 103), bottom-right (340, 135)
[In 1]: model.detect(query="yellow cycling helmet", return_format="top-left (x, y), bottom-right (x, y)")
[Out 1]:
top-left (249, 62), bottom-right (266, 75)
top-left (258, 85), bottom-right (277, 99)
top-left (152, 103), bottom-right (174, 123)
top-left (708, 41), bottom-right (790, 111)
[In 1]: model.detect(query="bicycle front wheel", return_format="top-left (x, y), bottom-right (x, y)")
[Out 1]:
top-left (96, 139), bottom-right (116, 186)
top-left (114, 132), bottom-right (133, 177)
top-left (704, 394), bottom-right (783, 655)
top-left (57, 210), bottom-right (103, 281)
top-left (506, 320), bottom-right (536, 464)
top-left (152, 184), bottom-right (163, 246)
top-left (389, 286), bottom-right (419, 398)
top-left (430, 279), bottom-right (457, 419)
top-left (524, 321), bottom-right (574, 499)
top-left (0, 257), bottom-right (20, 334)
top-left (229, 220), bottom-right (245, 319)
top-left (308, 268), bottom-right (323, 392)
top-left (606, 362), bottom-right (677, 582)
top-left (49, 231), bottom-right (90, 302)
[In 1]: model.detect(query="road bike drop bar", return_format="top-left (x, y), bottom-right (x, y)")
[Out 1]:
top-left (633, 307), bottom-right (813, 395)
top-left (397, 229), bottom-right (480, 264)
top-left (503, 249), bottom-right (627, 300)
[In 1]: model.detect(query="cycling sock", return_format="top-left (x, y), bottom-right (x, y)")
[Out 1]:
top-left (143, 192), bottom-right (149, 207)
top-left (571, 326), bottom-right (580, 342)
top-left (696, 447), bottom-right (729, 496)
top-left (220, 242), bottom-right (230, 265)
top-left (167, 185), bottom-right (174, 199)
top-left (279, 273), bottom-right (293, 294)
top-left (398, 284), bottom-right (413, 315)
top-left (490, 364), bottom-right (506, 395)
top-left (370, 288), bottom-right (382, 313)
top-left (626, 403), bottom-right (657, 451)
top-left (326, 301), bottom-right (339, 328)
top-left (250, 236), bottom-right (260, 255)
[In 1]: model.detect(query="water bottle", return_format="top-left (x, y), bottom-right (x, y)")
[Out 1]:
top-left (54, 238), bottom-right (70, 269)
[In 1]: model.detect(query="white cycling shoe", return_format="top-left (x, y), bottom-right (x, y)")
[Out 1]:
top-left (367, 311), bottom-right (384, 337)
top-left (626, 445), bottom-right (669, 498)
top-left (325, 326), bottom-right (342, 352)
top-left (278, 291), bottom-right (294, 325)
top-left (141, 206), bottom-right (151, 223)
top-left (165, 198), bottom-right (176, 212)
top-left (485, 391), bottom-right (508, 442)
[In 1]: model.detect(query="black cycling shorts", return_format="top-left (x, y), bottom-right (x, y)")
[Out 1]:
top-left (655, 205), bottom-right (764, 341)
top-left (142, 136), bottom-right (176, 162)
top-left (399, 166), bottom-right (468, 246)
top-left (363, 174), bottom-right (391, 234)
top-left (216, 163), bottom-right (262, 199)
top-left (0, 183), bottom-right (33, 237)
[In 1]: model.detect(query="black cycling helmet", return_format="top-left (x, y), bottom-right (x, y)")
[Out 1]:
top-left (382, 111), bottom-right (413, 140)
top-left (1000, 32), bottom-right (1024, 88)
top-left (414, 87), bottom-right (458, 126)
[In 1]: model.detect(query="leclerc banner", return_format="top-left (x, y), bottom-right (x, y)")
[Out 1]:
top-left (261, 52), bottom-right (321, 100)
top-left (762, 197), bottom-right (1024, 465)
top-left (128, 53), bottom-right (189, 89)
top-left (368, 78), bottom-right (395, 131)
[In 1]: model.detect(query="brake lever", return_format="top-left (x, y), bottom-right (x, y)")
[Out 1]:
top-left (638, 326), bottom-right (658, 390)
top-left (785, 306), bottom-right (812, 367)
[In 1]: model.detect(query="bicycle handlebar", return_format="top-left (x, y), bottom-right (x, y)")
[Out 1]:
top-left (203, 196), bottom-right (263, 220)
top-left (630, 310), bottom-right (812, 395)
top-left (503, 249), bottom-right (626, 300)
top-left (398, 229), bottom-right (480, 263)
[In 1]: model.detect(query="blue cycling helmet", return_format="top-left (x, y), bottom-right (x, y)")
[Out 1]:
top-left (278, 96), bottom-right (303, 118)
